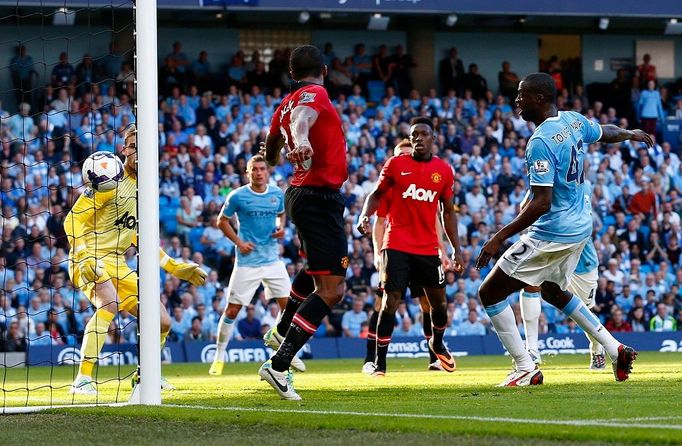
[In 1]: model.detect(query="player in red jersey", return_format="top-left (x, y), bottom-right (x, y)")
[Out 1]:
top-left (358, 117), bottom-right (464, 376)
top-left (362, 139), bottom-right (452, 374)
top-left (259, 45), bottom-right (348, 400)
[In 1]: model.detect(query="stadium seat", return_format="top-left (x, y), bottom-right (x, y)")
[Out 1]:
top-left (189, 227), bottom-right (205, 253)
top-left (163, 218), bottom-right (177, 235)
top-left (367, 80), bottom-right (386, 104)
top-left (640, 225), bottom-right (650, 239)
top-left (603, 215), bottom-right (616, 227)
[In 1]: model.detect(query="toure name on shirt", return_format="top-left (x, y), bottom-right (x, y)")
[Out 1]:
top-left (550, 119), bottom-right (584, 145)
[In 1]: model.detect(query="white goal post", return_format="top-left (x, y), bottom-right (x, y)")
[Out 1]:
top-left (135, 0), bottom-right (162, 406)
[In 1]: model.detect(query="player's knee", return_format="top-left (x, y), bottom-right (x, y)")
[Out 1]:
top-left (225, 306), bottom-right (241, 320)
top-left (478, 280), bottom-right (493, 306)
top-left (428, 298), bottom-right (446, 313)
top-left (383, 292), bottom-right (401, 313)
top-left (160, 316), bottom-right (171, 334)
top-left (418, 296), bottom-right (431, 312)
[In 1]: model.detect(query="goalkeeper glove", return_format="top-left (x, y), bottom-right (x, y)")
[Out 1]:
top-left (160, 253), bottom-right (207, 286)
top-left (73, 248), bottom-right (105, 284)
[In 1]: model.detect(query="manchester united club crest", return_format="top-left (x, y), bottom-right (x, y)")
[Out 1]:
top-left (341, 256), bottom-right (350, 269)
top-left (431, 172), bottom-right (442, 184)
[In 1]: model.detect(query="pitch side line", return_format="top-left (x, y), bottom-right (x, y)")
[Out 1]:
top-left (165, 404), bottom-right (682, 431)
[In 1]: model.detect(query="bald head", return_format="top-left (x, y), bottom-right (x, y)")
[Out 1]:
top-left (521, 73), bottom-right (557, 104)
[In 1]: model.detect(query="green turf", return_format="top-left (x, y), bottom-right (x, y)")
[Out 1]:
top-left (2, 353), bottom-right (682, 445)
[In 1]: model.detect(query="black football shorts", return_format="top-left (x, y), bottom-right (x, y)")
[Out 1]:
top-left (285, 186), bottom-right (348, 277)
top-left (382, 248), bottom-right (445, 293)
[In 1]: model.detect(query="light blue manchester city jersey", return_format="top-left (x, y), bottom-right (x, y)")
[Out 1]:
top-left (526, 111), bottom-right (603, 243)
top-left (575, 184), bottom-right (598, 274)
top-left (221, 185), bottom-right (285, 267)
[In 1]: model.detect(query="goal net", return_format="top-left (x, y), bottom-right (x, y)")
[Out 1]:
top-left (0, 0), bottom-right (160, 412)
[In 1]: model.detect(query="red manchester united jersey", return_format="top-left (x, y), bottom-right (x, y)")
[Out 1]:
top-left (376, 154), bottom-right (454, 256)
top-left (270, 84), bottom-right (348, 189)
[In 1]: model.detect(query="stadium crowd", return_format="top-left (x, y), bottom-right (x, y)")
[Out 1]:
top-left (2, 40), bottom-right (682, 352)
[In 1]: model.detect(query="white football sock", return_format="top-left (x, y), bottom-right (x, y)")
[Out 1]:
top-left (520, 290), bottom-right (542, 353)
top-left (561, 295), bottom-right (619, 360)
top-left (586, 332), bottom-right (604, 355)
top-left (215, 315), bottom-right (235, 360)
top-left (485, 300), bottom-right (535, 372)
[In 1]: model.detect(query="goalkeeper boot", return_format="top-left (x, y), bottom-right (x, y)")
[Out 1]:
top-left (160, 375), bottom-right (176, 391)
top-left (209, 359), bottom-right (225, 376)
top-left (70, 375), bottom-right (97, 395)
top-left (131, 372), bottom-right (176, 390)
top-left (258, 360), bottom-right (302, 401)
top-left (263, 327), bottom-right (306, 373)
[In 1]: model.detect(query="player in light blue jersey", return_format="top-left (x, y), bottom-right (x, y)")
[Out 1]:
top-left (476, 73), bottom-right (652, 387)
top-left (521, 189), bottom-right (607, 370)
top-left (209, 155), bottom-right (304, 375)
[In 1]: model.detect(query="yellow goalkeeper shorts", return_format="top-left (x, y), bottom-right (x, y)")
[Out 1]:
top-left (70, 253), bottom-right (138, 313)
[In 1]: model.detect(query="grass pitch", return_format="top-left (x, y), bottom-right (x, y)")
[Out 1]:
top-left (2, 352), bottom-right (682, 445)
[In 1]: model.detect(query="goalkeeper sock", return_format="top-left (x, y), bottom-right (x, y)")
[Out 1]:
top-left (271, 293), bottom-right (329, 372)
top-left (160, 331), bottom-right (168, 351)
top-left (79, 308), bottom-right (115, 377)
top-left (422, 312), bottom-right (438, 363)
top-left (364, 311), bottom-right (379, 363)
top-left (375, 309), bottom-right (397, 372)
top-left (276, 270), bottom-right (314, 336)
top-left (215, 315), bottom-right (235, 360)
top-left (485, 300), bottom-right (535, 372)
top-left (561, 295), bottom-right (619, 360)
top-left (520, 290), bottom-right (542, 353)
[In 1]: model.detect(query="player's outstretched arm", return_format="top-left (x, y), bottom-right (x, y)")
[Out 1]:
top-left (159, 249), bottom-right (207, 286)
top-left (440, 197), bottom-right (463, 272)
top-left (599, 124), bottom-right (653, 147)
top-left (475, 185), bottom-right (551, 270)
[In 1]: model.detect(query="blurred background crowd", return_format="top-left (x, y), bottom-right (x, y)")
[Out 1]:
top-left (2, 39), bottom-right (682, 352)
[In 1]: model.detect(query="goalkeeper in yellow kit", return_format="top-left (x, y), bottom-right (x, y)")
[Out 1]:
top-left (66, 124), bottom-right (207, 395)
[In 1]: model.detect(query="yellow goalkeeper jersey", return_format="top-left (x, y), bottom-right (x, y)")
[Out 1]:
top-left (64, 166), bottom-right (137, 257)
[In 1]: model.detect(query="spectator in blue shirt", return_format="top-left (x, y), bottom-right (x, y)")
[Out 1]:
top-left (51, 52), bottom-right (75, 88)
top-left (457, 310), bottom-right (487, 336)
top-left (394, 316), bottom-right (422, 337)
top-left (237, 305), bottom-right (261, 340)
top-left (637, 80), bottom-right (666, 135)
top-left (170, 306), bottom-right (189, 342)
top-left (341, 298), bottom-right (368, 337)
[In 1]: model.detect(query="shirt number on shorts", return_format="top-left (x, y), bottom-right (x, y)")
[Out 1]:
top-left (507, 243), bottom-right (529, 263)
